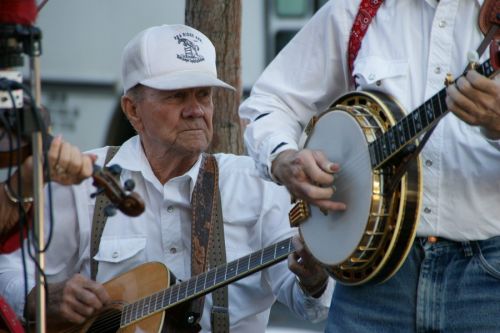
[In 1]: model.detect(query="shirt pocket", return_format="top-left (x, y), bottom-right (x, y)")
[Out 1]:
top-left (353, 56), bottom-right (410, 110)
top-left (93, 236), bottom-right (147, 282)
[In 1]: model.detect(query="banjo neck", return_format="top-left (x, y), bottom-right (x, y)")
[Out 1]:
top-left (369, 59), bottom-right (497, 169)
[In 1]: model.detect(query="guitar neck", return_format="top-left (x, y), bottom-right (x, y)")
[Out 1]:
top-left (120, 236), bottom-right (294, 327)
top-left (369, 59), bottom-right (496, 168)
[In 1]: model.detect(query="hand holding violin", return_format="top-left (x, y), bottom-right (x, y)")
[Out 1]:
top-left (1, 136), bottom-right (96, 238)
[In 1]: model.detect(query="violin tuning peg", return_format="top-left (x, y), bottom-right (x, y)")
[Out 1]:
top-left (90, 187), bottom-right (105, 198)
top-left (104, 204), bottom-right (117, 217)
top-left (108, 164), bottom-right (122, 176)
top-left (124, 179), bottom-right (135, 191)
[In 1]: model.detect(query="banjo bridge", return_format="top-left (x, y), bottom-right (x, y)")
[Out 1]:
top-left (289, 199), bottom-right (310, 227)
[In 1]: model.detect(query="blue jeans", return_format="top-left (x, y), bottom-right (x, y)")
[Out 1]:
top-left (325, 236), bottom-right (500, 333)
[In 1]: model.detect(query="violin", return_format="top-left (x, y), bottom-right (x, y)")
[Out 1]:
top-left (478, 0), bottom-right (500, 68)
top-left (0, 107), bottom-right (145, 217)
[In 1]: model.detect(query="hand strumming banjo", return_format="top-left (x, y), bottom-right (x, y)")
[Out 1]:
top-left (290, 48), bottom-right (499, 286)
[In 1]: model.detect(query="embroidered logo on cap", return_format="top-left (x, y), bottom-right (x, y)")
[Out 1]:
top-left (174, 32), bottom-right (205, 63)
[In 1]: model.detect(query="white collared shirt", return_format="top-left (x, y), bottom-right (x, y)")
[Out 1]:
top-left (0, 136), bottom-right (332, 332)
top-left (239, 0), bottom-right (500, 241)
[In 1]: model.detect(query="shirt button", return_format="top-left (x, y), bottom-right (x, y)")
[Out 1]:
top-left (170, 247), bottom-right (177, 254)
top-left (424, 207), bottom-right (431, 214)
top-left (425, 160), bottom-right (433, 167)
top-left (438, 20), bottom-right (446, 28)
top-left (434, 66), bottom-right (441, 74)
top-left (112, 251), bottom-right (119, 258)
top-left (375, 80), bottom-right (381, 86)
top-left (167, 206), bottom-right (174, 213)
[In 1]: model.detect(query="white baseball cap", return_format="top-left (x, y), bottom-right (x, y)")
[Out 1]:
top-left (121, 24), bottom-right (235, 92)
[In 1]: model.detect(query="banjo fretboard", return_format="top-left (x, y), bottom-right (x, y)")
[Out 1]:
top-left (369, 59), bottom-right (495, 168)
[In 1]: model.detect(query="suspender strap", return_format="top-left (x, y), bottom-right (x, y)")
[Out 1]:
top-left (348, 0), bottom-right (384, 81)
top-left (209, 192), bottom-right (229, 333)
top-left (90, 146), bottom-right (120, 281)
top-left (187, 154), bottom-right (229, 332)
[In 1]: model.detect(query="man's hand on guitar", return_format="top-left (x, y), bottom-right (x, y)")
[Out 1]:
top-left (25, 274), bottom-right (110, 324)
top-left (446, 69), bottom-right (500, 139)
top-left (288, 235), bottom-right (328, 298)
top-left (272, 149), bottom-right (346, 212)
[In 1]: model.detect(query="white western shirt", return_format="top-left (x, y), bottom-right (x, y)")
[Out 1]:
top-left (0, 136), bottom-right (332, 332)
top-left (239, 0), bottom-right (500, 241)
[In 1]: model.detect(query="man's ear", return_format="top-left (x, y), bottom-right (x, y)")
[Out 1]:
top-left (121, 95), bottom-right (143, 133)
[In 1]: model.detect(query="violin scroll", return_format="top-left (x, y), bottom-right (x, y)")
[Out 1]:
top-left (91, 164), bottom-right (145, 217)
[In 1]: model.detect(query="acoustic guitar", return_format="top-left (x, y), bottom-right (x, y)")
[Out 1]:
top-left (44, 237), bottom-right (296, 332)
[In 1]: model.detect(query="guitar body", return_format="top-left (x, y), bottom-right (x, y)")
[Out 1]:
top-left (47, 262), bottom-right (169, 333)
top-left (296, 91), bottom-right (422, 285)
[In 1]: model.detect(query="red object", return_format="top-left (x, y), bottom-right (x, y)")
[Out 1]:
top-left (0, 226), bottom-right (24, 254)
top-left (0, 296), bottom-right (24, 333)
top-left (348, 0), bottom-right (384, 80)
top-left (0, 0), bottom-right (37, 25)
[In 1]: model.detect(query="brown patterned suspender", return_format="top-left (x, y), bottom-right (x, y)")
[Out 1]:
top-left (208, 189), bottom-right (229, 332)
top-left (90, 146), bottom-right (120, 281)
top-left (186, 154), bottom-right (229, 332)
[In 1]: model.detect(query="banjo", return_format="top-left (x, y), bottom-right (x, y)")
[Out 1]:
top-left (290, 53), bottom-right (500, 286)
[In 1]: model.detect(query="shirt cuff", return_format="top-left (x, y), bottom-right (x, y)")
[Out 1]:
top-left (254, 138), bottom-right (298, 182)
top-left (298, 277), bottom-right (334, 305)
top-left (480, 127), bottom-right (500, 150)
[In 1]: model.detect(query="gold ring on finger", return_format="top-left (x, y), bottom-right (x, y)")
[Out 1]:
top-left (55, 165), bottom-right (65, 175)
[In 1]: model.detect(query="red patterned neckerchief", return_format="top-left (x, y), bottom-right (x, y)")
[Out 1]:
top-left (347, 0), bottom-right (384, 81)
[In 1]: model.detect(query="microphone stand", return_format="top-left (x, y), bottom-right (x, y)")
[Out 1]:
top-left (30, 37), bottom-right (46, 333)
top-left (0, 23), bottom-right (46, 333)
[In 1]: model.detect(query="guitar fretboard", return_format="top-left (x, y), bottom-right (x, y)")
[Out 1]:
top-left (369, 59), bottom-right (495, 168)
top-left (120, 237), bottom-right (294, 326)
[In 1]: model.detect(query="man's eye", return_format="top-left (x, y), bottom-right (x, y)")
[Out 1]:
top-left (198, 90), bottom-right (211, 98)
top-left (166, 93), bottom-right (184, 100)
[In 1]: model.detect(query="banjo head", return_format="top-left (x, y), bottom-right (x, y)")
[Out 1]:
top-left (299, 110), bottom-right (373, 265)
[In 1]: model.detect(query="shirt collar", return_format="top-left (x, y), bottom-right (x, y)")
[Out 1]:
top-left (425, 0), bottom-right (483, 8)
top-left (185, 154), bottom-right (203, 200)
top-left (108, 135), bottom-right (203, 198)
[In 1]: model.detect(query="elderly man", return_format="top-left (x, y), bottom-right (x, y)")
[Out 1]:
top-left (0, 24), bottom-right (332, 332)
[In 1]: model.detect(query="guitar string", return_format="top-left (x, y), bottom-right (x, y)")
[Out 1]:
top-left (72, 282), bottom-right (188, 332)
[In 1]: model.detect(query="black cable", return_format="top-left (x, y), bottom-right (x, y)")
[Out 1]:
top-left (1, 79), bottom-right (53, 324)
top-left (0, 87), bottom-right (32, 328)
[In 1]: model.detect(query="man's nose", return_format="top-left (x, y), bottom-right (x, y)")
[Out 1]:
top-left (182, 96), bottom-right (204, 117)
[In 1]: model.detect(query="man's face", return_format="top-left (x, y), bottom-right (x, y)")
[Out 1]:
top-left (132, 86), bottom-right (214, 157)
